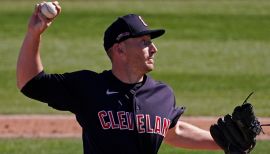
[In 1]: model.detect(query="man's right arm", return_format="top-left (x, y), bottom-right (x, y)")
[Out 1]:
top-left (17, 29), bottom-right (43, 90)
top-left (16, 2), bottom-right (61, 90)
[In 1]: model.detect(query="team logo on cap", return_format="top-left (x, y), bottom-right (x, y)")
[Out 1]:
top-left (138, 16), bottom-right (148, 27)
top-left (116, 32), bottom-right (130, 41)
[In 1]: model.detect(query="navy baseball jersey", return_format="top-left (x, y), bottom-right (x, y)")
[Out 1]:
top-left (21, 70), bottom-right (185, 154)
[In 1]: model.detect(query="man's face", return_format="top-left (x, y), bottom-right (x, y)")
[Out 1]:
top-left (120, 35), bottom-right (158, 74)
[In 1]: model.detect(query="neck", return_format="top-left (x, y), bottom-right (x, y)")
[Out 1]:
top-left (112, 67), bottom-right (144, 84)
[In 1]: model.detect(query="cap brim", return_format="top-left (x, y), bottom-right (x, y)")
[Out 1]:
top-left (133, 29), bottom-right (165, 39)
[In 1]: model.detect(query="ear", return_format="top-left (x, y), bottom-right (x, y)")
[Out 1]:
top-left (113, 43), bottom-right (128, 62)
top-left (114, 43), bottom-right (125, 55)
top-left (109, 44), bottom-right (122, 59)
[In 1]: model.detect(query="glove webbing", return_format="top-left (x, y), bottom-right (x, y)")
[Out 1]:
top-left (242, 92), bottom-right (270, 134)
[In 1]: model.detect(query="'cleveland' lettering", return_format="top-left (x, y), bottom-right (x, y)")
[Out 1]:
top-left (97, 110), bottom-right (171, 137)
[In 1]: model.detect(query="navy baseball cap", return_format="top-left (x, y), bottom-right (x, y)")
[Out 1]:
top-left (103, 14), bottom-right (165, 51)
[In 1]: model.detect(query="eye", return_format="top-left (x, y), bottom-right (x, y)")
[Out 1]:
top-left (142, 40), bottom-right (152, 47)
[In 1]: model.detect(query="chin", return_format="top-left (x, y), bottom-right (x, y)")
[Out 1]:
top-left (146, 65), bottom-right (154, 72)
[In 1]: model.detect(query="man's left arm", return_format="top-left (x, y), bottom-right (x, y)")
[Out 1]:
top-left (164, 121), bottom-right (220, 150)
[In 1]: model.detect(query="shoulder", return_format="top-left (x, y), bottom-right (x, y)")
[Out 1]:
top-left (63, 70), bottom-right (111, 81)
top-left (63, 70), bottom-right (98, 78)
top-left (146, 75), bottom-right (174, 93)
top-left (138, 75), bottom-right (175, 99)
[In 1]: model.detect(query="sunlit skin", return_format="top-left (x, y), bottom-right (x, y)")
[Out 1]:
top-left (121, 35), bottom-right (157, 74)
top-left (111, 35), bottom-right (158, 84)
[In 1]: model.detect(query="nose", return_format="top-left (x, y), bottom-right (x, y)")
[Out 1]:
top-left (150, 43), bottom-right (158, 53)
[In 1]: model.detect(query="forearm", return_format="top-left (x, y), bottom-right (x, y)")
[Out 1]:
top-left (16, 2), bottom-right (61, 90)
top-left (16, 32), bottom-right (43, 89)
top-left (165, 121), bottom-right (220, 150)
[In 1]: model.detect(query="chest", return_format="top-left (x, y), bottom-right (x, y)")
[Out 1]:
top-left (79, 88), bottom-right (174, 137)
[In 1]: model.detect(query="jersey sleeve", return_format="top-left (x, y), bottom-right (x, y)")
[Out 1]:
top-left (21, 70), bottom-right (98, 113)
top-left (168, 93), bottom-right (186, 129)
top-left (169, 106), bottom-right (185, 129)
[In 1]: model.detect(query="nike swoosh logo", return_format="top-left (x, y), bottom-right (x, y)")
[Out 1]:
top-left (106, 89), bottom-right (119, 95)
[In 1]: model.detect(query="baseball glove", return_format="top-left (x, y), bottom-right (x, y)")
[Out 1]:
top-left (210, 92), bottom-right (265, 154)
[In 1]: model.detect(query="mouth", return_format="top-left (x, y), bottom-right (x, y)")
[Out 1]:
top-left (147, 58), bottom-right (154, 64)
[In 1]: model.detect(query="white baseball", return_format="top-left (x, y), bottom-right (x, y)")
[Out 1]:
top-left (41, 2), bottom-right (58, 19)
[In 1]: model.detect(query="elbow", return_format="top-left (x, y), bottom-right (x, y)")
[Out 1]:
top-left (163, 122), bottom-right (183, 147)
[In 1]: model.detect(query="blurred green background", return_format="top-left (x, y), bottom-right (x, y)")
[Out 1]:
top-left (0, 0), bottom-right (270, 153)
top-left (1, 0), bottom-right (270, 116)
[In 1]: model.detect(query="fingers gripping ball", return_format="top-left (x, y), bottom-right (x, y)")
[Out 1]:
top-left (210, 92), bottom-right (264, 154)
top-left (41, 2), bottom-right (58, 19)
